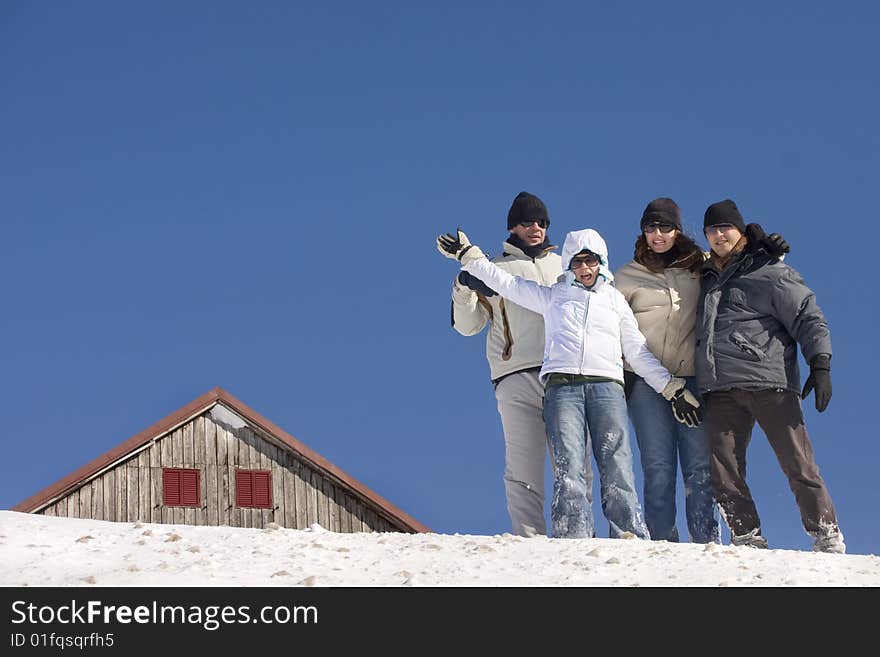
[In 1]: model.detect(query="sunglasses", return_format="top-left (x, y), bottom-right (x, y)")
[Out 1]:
top-left (517, 219), bottom-right (548, 229)
top-left (643, 221), bottom-right (676, 234)
top-left (704, 223), bottom-right (737, 235)
top-left (570, 254), bottom-right (600, 269)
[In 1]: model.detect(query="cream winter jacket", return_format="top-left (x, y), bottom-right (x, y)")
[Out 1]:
top-left (614, 260), bottom-right (702, 377)
top-left (461, 229), bottom-right (673, 393)
top-left (452, 241), bottom-right (562, 382)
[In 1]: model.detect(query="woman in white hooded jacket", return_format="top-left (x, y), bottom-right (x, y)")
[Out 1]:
top-left (437, 227), bottom-right (701, 539)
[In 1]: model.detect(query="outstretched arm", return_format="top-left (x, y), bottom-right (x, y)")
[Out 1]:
top-left (437, 228), bottom-right (552, 314)
top-left (462, 258), bottom-right (552, 314)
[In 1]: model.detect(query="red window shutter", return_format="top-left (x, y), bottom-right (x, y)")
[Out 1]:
top-left (163, 468), bottom-right (200, 507)
top-left (253, 472), bottom-right (271, 507)
top-left (163, 469), bottom-right (181, 506)
top-left (236, 470), bottom-right (272, 508)
top-left (181, 470), bottom-right (199, 506)
top-left (236, 471), bottom-right (253, 507)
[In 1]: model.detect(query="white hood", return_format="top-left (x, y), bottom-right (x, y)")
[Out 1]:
top-left (560, 229), bottom-right (614, 283)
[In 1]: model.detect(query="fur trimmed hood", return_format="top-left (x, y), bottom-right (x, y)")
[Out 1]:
top-left (560, 229), bottom-right (613, 284)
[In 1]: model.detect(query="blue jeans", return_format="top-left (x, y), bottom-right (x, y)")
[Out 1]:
top-left (543, 380), bottom-right (649, 539)
top-left (627, 376), bottom-right (719, 543)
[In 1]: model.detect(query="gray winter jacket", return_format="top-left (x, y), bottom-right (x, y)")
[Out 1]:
top-left (695, 250), bottom-right (831, 395)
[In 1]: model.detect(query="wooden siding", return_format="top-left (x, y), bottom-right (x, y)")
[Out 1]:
top-left (37, 409), bottom-right (410, 533)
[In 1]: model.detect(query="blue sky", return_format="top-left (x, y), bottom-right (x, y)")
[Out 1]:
top-left (2, 1), bottom-right (878, 555)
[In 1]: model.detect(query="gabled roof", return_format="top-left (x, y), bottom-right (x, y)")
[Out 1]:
top-left (13, 387), bottom-right (431, 533)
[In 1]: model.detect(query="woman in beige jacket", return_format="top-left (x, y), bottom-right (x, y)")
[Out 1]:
top-left (614, 198), bottom-right (720, 543)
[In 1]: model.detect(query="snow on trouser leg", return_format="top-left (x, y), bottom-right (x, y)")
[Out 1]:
top-left (543, 382), bottom-right (593, 539)
top-left (812, 526), bottom-right (845, 554)
top-left (704, 390), bottom-right (763, 537)
top-left (584, 381), bottom-right (649, 539)
top-left (750, 389), bottom-right (841, 546)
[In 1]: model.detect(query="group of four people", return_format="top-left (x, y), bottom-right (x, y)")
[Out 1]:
top-left (437, 192), bottom-right (844, 553)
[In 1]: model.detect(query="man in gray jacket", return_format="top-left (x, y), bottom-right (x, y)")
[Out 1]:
top-left (450, 191), bottom-right (562, 537)
top-left (695, 199), bottom-right (844, 553)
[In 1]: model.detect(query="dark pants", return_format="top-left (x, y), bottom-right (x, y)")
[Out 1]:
top-left (703, 388), bottom-right (838, 538)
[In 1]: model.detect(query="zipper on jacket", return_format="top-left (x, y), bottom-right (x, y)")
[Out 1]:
top-left (579, 292), bottom-right (589, 373)
top-left (662, 273), bottom-right (674, 365)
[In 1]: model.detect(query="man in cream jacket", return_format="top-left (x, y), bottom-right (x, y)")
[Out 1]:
top-left (449, 192), bottom-right (561, 537)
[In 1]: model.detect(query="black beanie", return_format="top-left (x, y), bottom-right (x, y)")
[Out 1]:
top-left (507, 191), bottom-right (549, 229)
top-left (704, 199), bottom-right (746, 232)
top-left (640, 197), bottom-right (682, 231)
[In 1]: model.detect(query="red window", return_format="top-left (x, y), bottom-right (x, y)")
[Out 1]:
top-left (163, 468), bottom-right (200, 507)
top-left (236, 470), bottom-right (272, 509)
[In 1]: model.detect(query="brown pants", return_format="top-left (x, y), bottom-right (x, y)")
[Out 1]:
top-left (703, 388), bottom-right (838, 538)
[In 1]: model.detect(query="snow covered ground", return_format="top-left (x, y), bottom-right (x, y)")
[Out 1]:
top-left (1, 511), bottom-right (878, 587)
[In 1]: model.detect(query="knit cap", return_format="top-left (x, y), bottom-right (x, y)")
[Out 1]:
top-left (640, 197), bottom-right (682, 231)
top-left (704, 199), bottom-right (746, 232)
top-left (507, 191), bottom-right (549, 229)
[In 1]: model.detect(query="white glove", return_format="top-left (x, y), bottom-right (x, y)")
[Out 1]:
top-left (436, 228), bottom-right (485, 265)
top-left (661, 377), bottom-right (686, 400)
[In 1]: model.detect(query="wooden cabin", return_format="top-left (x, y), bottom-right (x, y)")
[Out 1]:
top-left (13, 387), bottom-right (430, 534)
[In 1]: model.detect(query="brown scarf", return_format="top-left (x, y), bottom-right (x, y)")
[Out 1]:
top-left (708, 235), bottom-right (749, 271)
top-left (633, 233), bottom-right (704, 273)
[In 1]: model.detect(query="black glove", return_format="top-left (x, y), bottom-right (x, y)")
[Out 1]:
top-left (623, 370), bottom-right (637, 400)
top-left (458, 270), bottom-right (497, 297)
top-left (661, 378), bottom-right (703, 427)
top-left (745, 223), bottom-right (790, 258)
top-left (670, 388), bottom-right (703, 427)
top-left (802, 354), bottom-right (832, 412)
top-left (764, 232), bottom-right (790, 257)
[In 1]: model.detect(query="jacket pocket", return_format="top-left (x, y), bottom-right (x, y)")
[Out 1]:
top-left (729, 331), bottom-right (764, 361)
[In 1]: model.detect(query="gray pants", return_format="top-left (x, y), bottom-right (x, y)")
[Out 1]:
top-left (495, 369), bottom-right (548, 537)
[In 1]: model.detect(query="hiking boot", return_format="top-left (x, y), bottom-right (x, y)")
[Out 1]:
top-left (813, 531), bottom-right (846, 554)
top-left (731, 527), bottom-right (769, 549)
